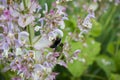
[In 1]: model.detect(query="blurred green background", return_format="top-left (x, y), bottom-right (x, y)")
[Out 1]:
top-left (49, 0), bottom-right (120, 80)
top-left (0, 0), bottom-right (120, 80)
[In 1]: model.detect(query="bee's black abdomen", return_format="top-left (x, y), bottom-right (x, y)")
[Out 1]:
top-left (50, 37), bottom-right (61, 48)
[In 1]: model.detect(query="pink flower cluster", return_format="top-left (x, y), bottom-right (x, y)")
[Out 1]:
top-left (0, 0), bottom-right (94, 80)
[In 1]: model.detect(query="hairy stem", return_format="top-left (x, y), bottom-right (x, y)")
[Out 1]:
top-left (27, 25), bottom-right (33, 49)
top-left (23, 0), bottom-right (27, 9)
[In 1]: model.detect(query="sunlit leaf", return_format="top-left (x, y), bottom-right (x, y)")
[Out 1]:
top-left (90, 19), bottom-right (102, 37)
top-left (68, 38), bottom-right (101, 77)
top-left (96, 55), bottom-right (117, 77)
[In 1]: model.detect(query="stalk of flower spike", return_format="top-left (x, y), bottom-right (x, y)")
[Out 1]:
top-left (27, 25), bottom-right (33, 49)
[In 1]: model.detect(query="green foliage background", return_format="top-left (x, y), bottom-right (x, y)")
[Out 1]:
top-left (53, 0), bottom-right (120, 80)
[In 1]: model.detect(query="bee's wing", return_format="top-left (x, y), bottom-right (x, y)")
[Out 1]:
top-left (34, 36), bottom-right (52, 50)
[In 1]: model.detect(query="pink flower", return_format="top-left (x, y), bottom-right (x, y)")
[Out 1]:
top-left (3, 9), bottom-right (11, 20)
top-left (18, 14), bottom-right (35, 28)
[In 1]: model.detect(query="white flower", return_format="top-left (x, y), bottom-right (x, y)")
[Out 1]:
top-left (34, 26), bottom-right (41, 31)
top-left (7, 32), bottom-right (14, 39)
top-left (18, 15), bottom-right (35, 28)
top-left (89, 3), bottom-right (98, 11)
top-left (82, 18), bottom-right (92, 29)
top-left (32, 72), bottom-right (41, 80)
top-left (18, 31), bottom-right (29, 44)
top-left (43, 3), bottom-right (48, 14)
top-left (48, 29), bottom-right (63, 41)
top-left (20, 2), bottom-right (24, 11)
top-left (9, 7), bottom-right (20, 18)
top-left (48, 32), bottom-right (57, 41)
top-left (29, 1), bottom-right (41, 13)
top-left (16, 48), bottom-right (23, 55)
top-left (53, 29), bottom-right (63, 37)
top-left (56, 5), bottom-right (66, 15)
top-left (2, 50), bottom-right (9, 57)
top-left (58, 21), bottom-right (65, 29)
top-left (0, 15), bottom-right (6, 20)
top-left (0, 5), bottom-right (5, 10)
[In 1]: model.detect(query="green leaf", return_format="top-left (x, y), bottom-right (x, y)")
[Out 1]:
top-left (107, 42), bottom-right (115, 55)
top-left (64, 16), bottom-right (77, 32)
top-left (114, 50), bottom-right (120, 71)
top-left (96, 55), bottom-right (117, 77)
top-left (110, 74), bottom-right (120, 80)
top-left (68, 38), bottom-right (101, 77)
top-left (68, 60), bottom-right (87, 77)
top-left (90, 19), bottom-right (102, 37)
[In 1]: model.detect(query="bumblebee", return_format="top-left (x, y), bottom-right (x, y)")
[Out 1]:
top-left (50, 37), bottom-right (63, 52)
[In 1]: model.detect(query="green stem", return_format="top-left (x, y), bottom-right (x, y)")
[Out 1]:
top-left (22, 0), bottom-right (33, 49)
top-left (27, 25), bottom-right (33, 49)
top-left (23, 0), bottom-right (27, 9)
